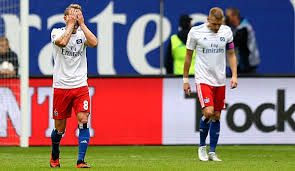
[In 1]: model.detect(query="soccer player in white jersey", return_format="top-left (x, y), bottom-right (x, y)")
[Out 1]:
top-left (183, 7), bottom-right (238, 161)
top-left (49, 4), bottom-right (98, 168)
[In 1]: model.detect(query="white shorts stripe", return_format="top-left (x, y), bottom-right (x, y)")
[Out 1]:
top-left (196, 83), bottom-right (205, 108)
top-left (198, 83), bottom-right (205, 107)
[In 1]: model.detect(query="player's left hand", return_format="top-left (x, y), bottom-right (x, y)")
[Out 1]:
top-left (76, 10), bottom-right (85, 26)
top-left (230, 76), bottom-right (238, 89)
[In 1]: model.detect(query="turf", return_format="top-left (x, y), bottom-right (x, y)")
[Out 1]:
top-left (0, 145), bottom-right (294, 171)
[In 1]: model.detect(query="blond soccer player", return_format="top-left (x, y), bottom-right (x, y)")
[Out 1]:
top-left (49, 4), bottom-right (98, 168)
top-left (183, 7), bottom-right (238, 161)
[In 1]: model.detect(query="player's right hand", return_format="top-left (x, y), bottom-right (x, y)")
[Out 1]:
top-left (230, 76), bottom-right (238, 89)
top-left (183, 83), bottom-right (191, 96)
top-left (66, 9), bottom-right (77, 26)
top-left (76, 10), bottom-right (85, 26)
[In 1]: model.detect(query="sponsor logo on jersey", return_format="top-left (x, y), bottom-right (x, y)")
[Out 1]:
top-left (202, 48), bottom-right (224, 54)
top-left (202, 43), bottom-right (225, 54)
top-left (76, 39), bottom-right (82, 44)
top-left (220, 37), bottom-right (225, 41)
top-left (61, 48), bottom-right (83, 57)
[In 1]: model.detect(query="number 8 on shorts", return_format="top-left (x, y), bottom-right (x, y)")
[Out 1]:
top-left (83, 100), bottom-right (89, 110)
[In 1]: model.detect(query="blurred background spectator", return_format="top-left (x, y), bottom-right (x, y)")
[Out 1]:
top-left (165, 14), bottom-right (195, 75)
top-left (225, 8), bottom-right (260, 74)
top-left (0, 37), bottom-right (19, 78)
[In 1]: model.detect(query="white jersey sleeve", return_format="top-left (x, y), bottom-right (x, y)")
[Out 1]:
top-left (224, 26), bottom-right (235, 50)
top-left (226, 27), bottom-right (234, 43)
top-left (186, 28), bottom-right (198, 50)
top-left (51, 28), bottom-right (64, 44)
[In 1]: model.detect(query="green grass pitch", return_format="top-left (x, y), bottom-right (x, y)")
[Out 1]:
top-left (0, 145), bottom-right (294, 171)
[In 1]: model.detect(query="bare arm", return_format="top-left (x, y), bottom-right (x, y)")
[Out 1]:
top-left (227, 49), bottom-right (238, 89)
top-left (55, 9), bottom-right (76, 47)
top-left (183, 49), bottom-right (194, 78)
top-left (55, 25), bottom-right (74, 47)
top-left (77, 10), bottom-right (98, 48)
top-left (80, 24), bottom-right (98, 48)
top-left (183, 49), bottom-right (194, 95)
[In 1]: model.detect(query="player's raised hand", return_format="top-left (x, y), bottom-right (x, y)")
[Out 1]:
top-left (184, 83), bottom-right (191, 96)
top-left (230, 76), bottom-right (238, 89)
top-left (76, 10), bottom-right (85, 26)
top-left (67, 9), bottom-right (77, 26)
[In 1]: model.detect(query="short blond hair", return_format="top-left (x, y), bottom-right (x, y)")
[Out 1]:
top-left (64, 4), bottom-right (82, 16)
top-left (209, 7), bottom-right (224, 20)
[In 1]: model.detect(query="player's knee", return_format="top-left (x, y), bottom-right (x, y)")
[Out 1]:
top-left (213, 112), bottom-right (221, 120)
top-left (203, 108), bottom-right (214, 118)
top-left (77, 112), bottom-right (89, 123)
top-left (78, 117), bottom-right (88, 124)
top-left (213, 115), bottom-right (220, 121)
top-left (204, 111), bottom-right (214, 118)
top-left (81, 119), bottom-right (88, 124)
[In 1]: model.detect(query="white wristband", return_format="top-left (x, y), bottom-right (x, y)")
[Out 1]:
top-left (183, 77), bottom-right (189, 83)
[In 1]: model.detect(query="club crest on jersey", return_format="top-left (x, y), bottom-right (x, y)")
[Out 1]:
top-left (54, 109), bottom-right (58, 116)
top-left (203, 37), bottom-right (207, 40)
top-left (204, 97), bottom-right (210, 103)
top-left (76, 39), bottom-right (82, 44)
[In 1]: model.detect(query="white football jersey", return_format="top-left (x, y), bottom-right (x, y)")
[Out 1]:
top-left (186, 23), bottom-right (234, 86)
top-left (51, 27), bottom-right (88, 89)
